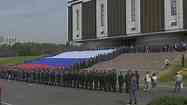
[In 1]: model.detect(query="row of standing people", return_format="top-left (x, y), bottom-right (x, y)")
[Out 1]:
top-left (0, 68), bottom-right (140, 93)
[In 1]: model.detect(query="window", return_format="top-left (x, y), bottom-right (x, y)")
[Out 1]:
top-left (101, 4), bottom-right (104, 27)
top-left (131, 0), bottom-right (136, 22)
top-left (171, 21), bottom-right (177, 26)
top-left (171, 0), bottom-right (177, 16)
top-left (131, 27), bottom-right (136, 31)
top-left (76, 9), bottom-right (80, 30)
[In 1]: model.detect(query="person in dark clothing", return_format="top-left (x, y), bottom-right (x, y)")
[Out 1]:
top-left (31, 70), bottom-right (35, 83)
top-left (72, 72), bottom-right (76, 88)
top-left (129, 73), bottom-right (138, 105)
top-left (99, 71), bottom-right (104, 91)
top-left (103, 71), bottom-right (108, 92)
top-left (112, 70), bottom-right (117, 92)
top-left (56, 70), bottom-right (61, 86)
top-left (76, 72), bottom-right (80, 88)
top-left (43, 70), bottom-right (48, 85)
top-left (85, 71), bottom-right (89, 89)
top-left (63, 72), bottom-right (67, 87)
top-left (118, 72), bottom-right (124, 93)
top-left (80, 72), bottom-right (84, 89)
top-left (135, 71), bottom-right (140, 90)
top-left (125, 70), bottom-right (132, 93)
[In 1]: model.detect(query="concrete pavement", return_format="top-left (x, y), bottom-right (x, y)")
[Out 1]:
top-left (0, 79), bottom-right (186, 105)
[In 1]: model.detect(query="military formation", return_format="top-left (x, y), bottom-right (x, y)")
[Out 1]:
top-left (0, 66), bottom-right (140, 93)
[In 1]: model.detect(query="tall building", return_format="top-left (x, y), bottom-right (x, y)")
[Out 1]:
top-left (68, 0), bottom-right (187, 48)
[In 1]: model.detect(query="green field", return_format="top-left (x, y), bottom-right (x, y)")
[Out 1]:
top-left (159, 56), bottom-right (187, 85)
top-left (0, 56), bottom-right (42, 65)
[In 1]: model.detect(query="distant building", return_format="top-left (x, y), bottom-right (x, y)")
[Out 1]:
top-left (68, 0), bottom-right (187, 48)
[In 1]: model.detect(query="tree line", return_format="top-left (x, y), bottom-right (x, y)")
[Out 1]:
top-left (0, 42), bottom-right (67, 56)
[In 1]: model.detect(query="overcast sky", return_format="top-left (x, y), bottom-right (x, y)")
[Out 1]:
top-left (0, 0), bottom-right (67, 44)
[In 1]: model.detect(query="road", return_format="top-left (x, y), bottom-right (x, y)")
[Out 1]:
top-left (0, 79), bottom-right (186, 105)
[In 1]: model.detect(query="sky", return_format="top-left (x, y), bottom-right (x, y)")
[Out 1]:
top-left (0, 0), bottom-right (67, 44)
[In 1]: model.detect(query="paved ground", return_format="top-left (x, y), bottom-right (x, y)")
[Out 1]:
top-left (0, 79), bottom-right (186, 105)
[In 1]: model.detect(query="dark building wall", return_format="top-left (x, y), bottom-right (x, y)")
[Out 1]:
top-left (141, 0), bottom-right (164, 33)
top-left (135, 33), bottom-right (187, 46)
top-left (68, 7), bottom-right (73, 41)
top-left (82, 39), bottom-right (123, 48)
top-left (183, 0), bottom-right (187, 29)
top-left (82, 0), bottom-right (96, 40)
top-left (107, 0), bottom-right (126, 36)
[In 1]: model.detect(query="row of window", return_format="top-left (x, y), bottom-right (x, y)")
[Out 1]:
top-left (76, 0), bottom-right (177, 31)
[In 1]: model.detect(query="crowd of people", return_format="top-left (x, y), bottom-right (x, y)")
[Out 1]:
top-left (0, 66), bottom-right (162, 105)
top-left (0, 68), bottom-right (121, 92)
top-left (0, 66), bottom-right (140, 93)
top-left (0, 66), bottom-right (185, 105)
top-left (0, 43), bottom-right (186, 105)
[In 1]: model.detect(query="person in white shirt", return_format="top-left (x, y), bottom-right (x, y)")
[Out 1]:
top-left (144, 72), bottom-right (151, 92)
top-left (151, 73), bottom-right (157, 88)
top-left (164, 58), bottom-right (170, 69)
top-left (175, 72), bottom-right (183, 93)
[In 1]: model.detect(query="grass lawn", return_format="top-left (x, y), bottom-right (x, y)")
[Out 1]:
top-left (159, 58), bottom-right (187, 86)
top-left (148, 96), bottom-right (187, 105)
top-left (159, 65), bottom-right (187, 86)
top-left (0, 56), bottom-right (42, 65)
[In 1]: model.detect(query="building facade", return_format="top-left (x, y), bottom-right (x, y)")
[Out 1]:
top-left (68, 0), bottom-right (187, 48)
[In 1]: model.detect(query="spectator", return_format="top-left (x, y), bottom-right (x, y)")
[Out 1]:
top-left (175, 72), bottom-right (183, 93)
top-left (144, 72), bottom-right (151, 92)
top-left (164, 58), bottom-right (170, 68)
top-left (8, 71), bottom-right (11, 82)
top-left (128, 73), bottom-right (138, 105)
top-left (151, 73), bottom-right (158, 88)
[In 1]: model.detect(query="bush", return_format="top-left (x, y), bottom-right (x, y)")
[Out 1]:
top-left (148, 96), bottom-right (187, 105)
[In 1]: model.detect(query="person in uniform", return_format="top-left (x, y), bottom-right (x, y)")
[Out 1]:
top-left (112, 70), bottom-right (117, 92)
top-left (103, 71), bottom-right (108, 92)
top-left (31, 70), bottom-right (35, 83)
top-left (125, 70), bottom-right (132, 93)
top-left (46, 69), bottom-right (50, 85)
top-left (54, 70), bottom-right (58, 86)
top-left (90, 71), bottom-right (94, 90)
top-left (69, 72), bottom-right (73, 87)
top-left (49, 70), bottom-right (53, 85)
top-left (94, 70), bottom-right (99, 90)
top-left (25, 71), bottom-right (29, 82)
top-left (118, 72), bottom-right (124, 93)
top-left (80, 71), bottom-right (84, 89)
top-left (108, 71), bottom-right (113, 92)
top-left (63, 70), bottom-right (68, 87)
top-left (51, 70), bottom-right (56, 86)
top-left (135, 70), bottom-right (140, 90)
top-left (56, 70), bottom-right (61, 86)
top-left (41, 70), bottom-right (45, 84)
top-left (87, 71), bottom-right (91, 90)
top-left (66, 71), bottom-right (70, 87)
top-left (36, 70), bottom-right (40, 83)
top-left (44, 69), bottom-right (49, 85)
top-left (16, 69), bottom-right (21, 81)
top-left (100, 71), bottom-right (105, 91)
top-left (59, 69), bottom-right (64, 86)
top-left (76, 72), bottom-right (80, 88)
top-left (85, 71), bottom-right (89, 89)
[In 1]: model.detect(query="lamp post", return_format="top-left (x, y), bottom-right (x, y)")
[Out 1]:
top-left (182, 54), bottom-right (185, 67)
